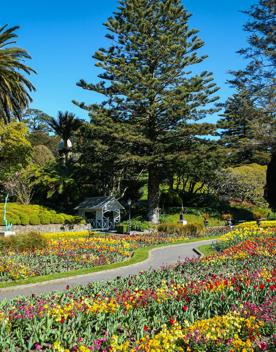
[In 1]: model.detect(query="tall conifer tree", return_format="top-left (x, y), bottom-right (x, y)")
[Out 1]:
top-left (74, 0), bottom-right (219, 222)
top-left (218, 90), bottom-right (271, 165)
top-left (229, 0), bottom-right (275, 209)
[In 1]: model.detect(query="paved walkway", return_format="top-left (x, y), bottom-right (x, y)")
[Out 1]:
top-left (0, 239), bottom-right (213, 300)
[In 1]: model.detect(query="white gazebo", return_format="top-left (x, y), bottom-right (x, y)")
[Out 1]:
top-left (75, 196), bottom-right (125, 231)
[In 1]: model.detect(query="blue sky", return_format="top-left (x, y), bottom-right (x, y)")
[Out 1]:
top-left (2, 0), bottom-right (256, 121)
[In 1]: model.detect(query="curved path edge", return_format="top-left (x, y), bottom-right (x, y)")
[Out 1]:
top-left (0, 239), bottom-right (213, 300)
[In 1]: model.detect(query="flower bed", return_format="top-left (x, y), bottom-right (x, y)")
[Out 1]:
top-left (0, 230), bottom-right (275, 351)
top-left (236, 220), bottom-right (276, 230)
top-left (216, 228), bottom-right (276, 252)
top-left (0, 232), bottom-right (190, 282)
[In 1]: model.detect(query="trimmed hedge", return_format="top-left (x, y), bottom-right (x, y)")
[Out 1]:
top-left (0, 203), bottom-right (85, 226)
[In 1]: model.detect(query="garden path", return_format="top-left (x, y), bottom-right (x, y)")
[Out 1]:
top-left (0, 239), bottom-right (213, 300)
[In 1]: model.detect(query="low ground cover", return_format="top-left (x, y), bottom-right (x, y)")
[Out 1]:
top-left (0, 228), bottom-right (275, 351)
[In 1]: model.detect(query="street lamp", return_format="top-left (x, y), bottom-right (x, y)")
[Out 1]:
top-left (127, 199), bottom-right (132, 233)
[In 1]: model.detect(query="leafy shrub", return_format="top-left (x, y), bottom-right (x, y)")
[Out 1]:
top-left (64, 215), bottom-right (85, 225)
top-left (50, 214), bottom-right (64, 224)
top-left (157, 223), bottom-right (204, 237)
top-left (0, 232), bottom-right (47, 252)
top-left (39, 212), bottom-right (51, 225)
top-left (29, 215), bottom-right (41, 225)
top-left (19, 214), bottom-right (30, 226)
top-left (131, 219), bottom-right (149, 231)
top-left (121, 218), bottom-right (149, 232)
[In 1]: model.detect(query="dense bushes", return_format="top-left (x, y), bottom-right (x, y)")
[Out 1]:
top-left (157, 223), bottom-right (204, 238)
top-left (121, 218), bottom-right (149, 232)
top-left (0, 232), bottom-right (47, 252)
top-left (0, 203), bottom-right (85, 226)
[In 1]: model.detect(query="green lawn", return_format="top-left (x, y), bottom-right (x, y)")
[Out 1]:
top-left (197, 244), bottom-right (217, 256)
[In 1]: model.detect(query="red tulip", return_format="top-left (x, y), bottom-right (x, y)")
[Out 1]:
top-left (169, 318), bottom-right (175, 325)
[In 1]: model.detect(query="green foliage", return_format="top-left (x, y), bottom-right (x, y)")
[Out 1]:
top-left (22, 108), bottom-right (53, 133)
top-left (32, 145), bottom-right (55, 166)
top-left (19, 214), bottom-right (30, 226)
top-left (207, 163), bottom-right (268, 206)
top-left (121, 217), bottom-right (149, 232)
top-left (159, 211), bottom-right (224, 227)
top-left (50, 214), bottom-right (65, 224)
top-left (0, 232), bottom-right (47, 252)
top-left (0, 121), bottom-right (32, 178)
top-left (39, 212), bottom-right (51, 225)
top-left (74, 0), bottom-right (219, 222)
top-left (229, 0), bottom-right (275, 111)
top-left (0, 203), bottom-right (84, 226)
top-left (160, 192), bottom-right (183, 208)
top-left (116, 224), bottom-right (129, 234)
top-left (0, 25), bottom-right (35, 124)
top-left (157, 223), bottom-right (204, 238)
top-left (218, 91), bottom-right (272, 165)
top-left (29, 214), bottom-right (41, 225)
top-left (28, 130), bottom-right (60, 156)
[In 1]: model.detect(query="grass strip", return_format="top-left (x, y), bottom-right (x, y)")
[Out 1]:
top-left (197, 244), bottom-right (217, 256)
top-left (0, 236), bottom-right (218, 289)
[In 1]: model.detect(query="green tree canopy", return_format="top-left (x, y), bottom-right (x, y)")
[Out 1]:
top-left (228, 0), bottom-right (275, 210)
top-left (218, 90), bottom-right (271, 165)
top-left (74, 0), bottom-right (219, 222)
top-left (0, 121), bottom-right (32, 178)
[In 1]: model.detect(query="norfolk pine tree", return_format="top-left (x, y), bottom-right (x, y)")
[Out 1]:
top-left (218, 90), bottom-right (271, 165)
top-left (228, 0), bottom-right (275, 209)
top-left (74, 0), bottom-right (219, 223)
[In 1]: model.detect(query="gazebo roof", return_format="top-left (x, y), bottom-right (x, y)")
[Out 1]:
top-left (75, 196), bottom-right (125, 211)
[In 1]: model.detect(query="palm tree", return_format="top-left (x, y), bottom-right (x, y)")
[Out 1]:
top-left (45, 111), bottom-right (82, 160)
top-left (0, 25), bottom-right (35, 123)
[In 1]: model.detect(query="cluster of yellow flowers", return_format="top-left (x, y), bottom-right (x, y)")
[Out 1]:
top-left (236, 220), bottom-right (276, 230)
top-left (46, 297), bottom-right (120, 323)
top-left (219, 228), bottom-right (270, 243)
top-left (116, 313), bottom-right (263, 352)
top-left (42, 231), bottom-right (90, 239)
top-left (0, 259), bottom-right (35, 280)
top-left (53, 341), bottom-right (70, 352)
top-left (53, 342), bottom-right (91, 352)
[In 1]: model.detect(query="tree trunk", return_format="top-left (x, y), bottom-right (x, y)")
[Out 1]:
top-left (265, 150), bottom-right (276, 211)
top-left (148, 166), bottom-right (160, 224)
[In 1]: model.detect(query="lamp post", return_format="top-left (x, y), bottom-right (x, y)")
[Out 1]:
top-left (127, 199), bottom-right (132, 233)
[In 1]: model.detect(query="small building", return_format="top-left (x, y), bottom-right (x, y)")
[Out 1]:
top-left (75, 196), bottom-right (125, 231)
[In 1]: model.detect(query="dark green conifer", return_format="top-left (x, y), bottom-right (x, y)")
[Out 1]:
top-left (218, 90), bottom-right (271, 165)
top-left (74, 0), bottom-right (219, 222)
top-left (228, 0), bottom-right (275, 209)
